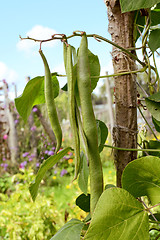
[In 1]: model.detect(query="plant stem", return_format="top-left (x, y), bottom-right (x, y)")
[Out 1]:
top-left (104, 144), bottom-right (160, 152)
top-left (138, 106), bottom-right (158, 140)
top-left (140, 199), bottom-right (160, 228)
top-left (91, 66), bottom-right (147, 79)
top-left (148, 203), bottom-right (160, 210)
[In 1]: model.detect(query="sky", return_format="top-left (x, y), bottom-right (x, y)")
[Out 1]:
top-left (0, 0), bottom-right (113, 99)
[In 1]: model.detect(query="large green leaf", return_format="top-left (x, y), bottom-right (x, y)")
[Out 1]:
top-left (15, 74), bottom-right (59, 122)
top-left (122, 156), bottom-right (160, 205)
top-left (50, 219), bottom-right (84, 240)
top-left (84, 188), bottom-right (149, 240)
top-left (149, 29), bottom-right (160, 52)
top-left (145, 98), bottom-right (160, 121)
top-left (29, 147), bottom-right (72, 201)
top-left (78, 152), bottom-right (89, 195)
top-left (120, 0), bottom-right (160, 13)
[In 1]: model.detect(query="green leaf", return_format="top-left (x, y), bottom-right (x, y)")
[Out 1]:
top-left (149, 29), bottom-right (160, 52)
top-left (29, 147), bottom-right (72, 201)
top-left (122, 156), bottom-right (160, 205)
top-left (84, 188), bottom-right (149, 240)
top-left (88, 50), bottom-right (100, 92)
top-left (152, 116), bottom-right (160, 132)
top-left (120, 0), bottom-right (160, 13)
top-left (96, 120), bottom-right (108, 153)
top-left (146, 91), bottom-right (160, 102)
top-left (145, 98), bottom-right (160, 121)
top-left (76, 193), bottom-right (90, 212)
top-left (50, 218), bottom-right (84, 240)
top-left (151, 11), bottom-right (160, 26)
top-left (148, 140), bottom-right (160, 156)
top-left (78, 152), bottom-right (89, 195)
top-left (15, 74), bottom-right (59, 122)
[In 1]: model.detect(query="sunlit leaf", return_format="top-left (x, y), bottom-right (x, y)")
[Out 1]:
top-left (145, 98), bottom-right (160, 121)
top-left (50, 219), bottom-right (84, 240)
top-left (122, 156), bottom-right (160, 205)
top-left (84, 188), bottom-right (149, 240)
top-left (29, 147), bottom-right (72, 201)
top-left (15, 74), bottom-right (59, 122)
top-left (120, 0), bottom-right (160, 13)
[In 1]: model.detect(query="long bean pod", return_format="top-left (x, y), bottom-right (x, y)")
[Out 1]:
top-left (77, 33), bottom-right (103, 214)
top-left (66, 45), bottom-right (81, 179)
top-left (39, 49), bottom-right (62, 153)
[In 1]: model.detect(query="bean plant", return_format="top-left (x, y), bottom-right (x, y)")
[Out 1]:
top-left (15, 0), bottom-right (160, 239)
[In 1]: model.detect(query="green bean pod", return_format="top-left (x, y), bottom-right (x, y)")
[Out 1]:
top-left (77, 33), bottom-right (103, 214)
top-left (63, 41), bottom-right (67, 73)
top-left (39, 49), bottom-right (62, 153)
top-left (66, 45), bottom-right (81, 179)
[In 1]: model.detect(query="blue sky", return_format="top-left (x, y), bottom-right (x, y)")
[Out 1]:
top-left (0, 0), bottom-right (112, 98)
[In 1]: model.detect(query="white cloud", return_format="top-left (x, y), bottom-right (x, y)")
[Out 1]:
top-left (0, 62), bottom-right (18, 84)
top-left (17, 25), bottom-right (58, 52)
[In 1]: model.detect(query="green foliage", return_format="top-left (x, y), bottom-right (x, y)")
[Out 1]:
top-left (76, 194), bottom-right (90, 212)
top-left (96, 120), bottom-right (108, 153)
top-left (84, 188), bottom-right (149, 240)
top-left (149, 29), bottom-right (160, 52)
top-left (15, 74), bottom-right (59, 122)
top-left (122, 156), bottom-right (160, 205)
top-left (0, 170), bottom-right (59, 240)
top-left (78, 152), bottom-right (89, 195)
top-left (50, 219), bottom-right (84, 240)
top-left (29, 147), bottom-right (72, 201)
top-left (120, 0), bottom-right (160, 13)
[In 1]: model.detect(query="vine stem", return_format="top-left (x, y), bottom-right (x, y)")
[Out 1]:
top-left (20, 32), bottom-right (158, 75)
top-left (104, 144), bottom-right (160, 152)
top-left (148, 203), bottom-right (160, 210)
top-left (139, 199), bottom-right (160, 228)
top-left (138, 106), bottom-right (158, 141)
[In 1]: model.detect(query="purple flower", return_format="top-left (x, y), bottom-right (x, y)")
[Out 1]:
top-left (1, 163), bottom-right (8, 171)
top-left (60, 169), bottom-right (68, 177)
top-left (54, 170), bottom-right (57, 174)
top-left (22, 152), bottom-right (29, 158)
top-left (31, 126), bottom-right (36, 131)
top-left (63, 156), bottom-right (69, 160)
top-left (14, 119), bottom-right (19, 124)
top-left (28, 157), bottom-right (33, 162)
top-left (41, 156), bottom-right (44, 160)
top-left (52, 147), bottom-right (56, 150)
top-left (36, 163), bottom-right (40, 167)
top-left (48, 151), bottom-right (54, 156)
top-left (2, 157), bottom-right (6, 161)
top-left (32, 107), bottom-right (38, 112)
top-left (45, 150), bottom-right (49, 154)
top-left (19, 161), bottom-right (27, 169)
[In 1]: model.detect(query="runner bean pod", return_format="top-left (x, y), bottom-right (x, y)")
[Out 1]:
top-left (39, 49), bottom-right (62, 153)
top-left (77, 33), bottom-right (103, 214)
